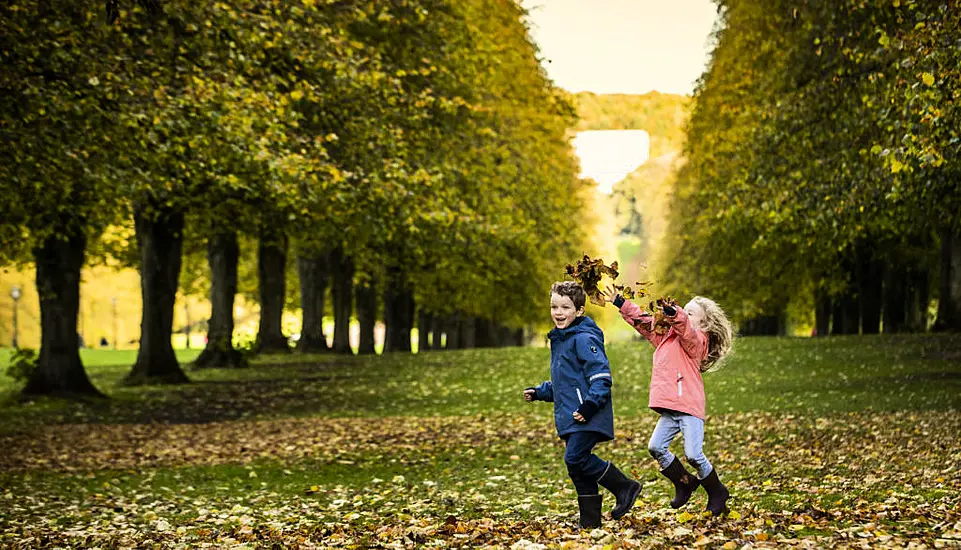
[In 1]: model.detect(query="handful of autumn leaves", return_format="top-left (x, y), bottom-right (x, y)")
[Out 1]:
top-left (565, 254), bottom-right (677, 335)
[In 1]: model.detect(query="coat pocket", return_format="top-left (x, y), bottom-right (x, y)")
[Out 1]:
top-left (575, 388), bottom-right (584, 405)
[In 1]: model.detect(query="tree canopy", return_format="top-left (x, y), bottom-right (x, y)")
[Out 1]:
top-left (1, 0), bottom-right (588, 394)
top-left (659, 0), bottom-right (961, 331)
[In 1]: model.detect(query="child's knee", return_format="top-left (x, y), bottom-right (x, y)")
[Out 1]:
top-left (564, 453), bottom-right (589, 471)
top-left (685, 454), bottom-right (707, 468)
top-left (648, 444), bottom-right (667, 460)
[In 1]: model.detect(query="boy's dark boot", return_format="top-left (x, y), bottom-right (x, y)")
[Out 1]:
top-left (597, 463), bottom-right (642, 520)
top-left (577, 494), bottom-right (603, 528)
top-left (700, 468), bottom-right (730, 516)
top-left (660, 457), bottom-right (700, 509)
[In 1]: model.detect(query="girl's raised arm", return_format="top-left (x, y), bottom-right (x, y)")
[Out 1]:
top-left (604, 286), bottom-right (665, 347)
top-left (665, 307), bottom-right (708, 362)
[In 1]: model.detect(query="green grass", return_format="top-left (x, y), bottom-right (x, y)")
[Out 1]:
top-left (1, 334), bottom-right (960, 547)
top-left (3, 334), bottom-right (959, 432)
top-left (0, 347), bottom-right (202, 374)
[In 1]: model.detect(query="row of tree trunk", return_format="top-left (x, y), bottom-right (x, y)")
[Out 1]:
top-left (21, 211), bottom-right (961, 397)
top-left (196, 233), bottom-right (526, 365)
top-left (24, 212), bottom-right (528, 397)
top-left (812, 243), bottom-right (939, 336)
top-left (742, 230), bottom-right (961, 337)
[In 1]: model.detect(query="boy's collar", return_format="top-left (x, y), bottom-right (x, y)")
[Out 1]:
top-left (549, 315), bottom-right (588, 339)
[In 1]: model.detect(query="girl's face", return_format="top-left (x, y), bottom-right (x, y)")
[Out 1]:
top-left (551, 293), bottom-right (584, 329)
top-left (684, 300), bottom-right (706, 329)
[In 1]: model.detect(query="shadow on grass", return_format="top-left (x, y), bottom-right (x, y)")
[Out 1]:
top-left (1, 363), bottom-right (367, 432)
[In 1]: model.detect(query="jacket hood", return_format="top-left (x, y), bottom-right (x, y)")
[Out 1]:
top-left (548, 315), bottom-right (602, 342)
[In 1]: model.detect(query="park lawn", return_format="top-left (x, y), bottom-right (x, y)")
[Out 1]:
top-left (1, 334), bottom-right (960, 548)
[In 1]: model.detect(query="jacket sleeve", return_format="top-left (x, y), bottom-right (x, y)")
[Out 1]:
top-left (617, 297), bottom-right (666, 348)
top-left (533, 380), bottom-right (554, 402)
top-left (666, 307), bottom-right (708, 362)
top-left (574, 333), bottom-right (612, 411)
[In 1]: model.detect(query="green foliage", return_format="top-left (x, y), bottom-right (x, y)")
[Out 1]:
top-left (232, 333), bottom-right (259, 362)
top-left (1, 0), bottom-right (588, 353)
top-left (3, 348), bottom-right (37, 386)
top-left (659, 0), bottom-right (961, 321)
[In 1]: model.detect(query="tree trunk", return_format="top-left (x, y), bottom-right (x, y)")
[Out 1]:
top-left (256, 228), bottom-right (289, 353)
top-left (883, 265), bottom-right (907, 334)
top-left (430, 314), bottom-right (443, 350)
top-left (490, 323), bottom-right (506, 347)
top-left (383, 271), bottom-right (414, 353)
top-left (491, 321), bottom-right (504, 347)
top-left (125, 206), bottom-right (190, 385)
top-left (474, 318), bottom-right (493, 348)
top-left (830, 291), bottom-right (860, 335)
top-left (330, 249), bottom-right (354, 354)
top-left (858, 253), bottom-right (883, 335)
top-left (460, 316), bottom-right (476, 348)
top-left (499, 325), bottom-right (514, 347)
top-left (445, 314), bottom-right (461, 350)
top-left (765, 315), bottom-right (779, 335)
top-left (739, 315), bottom-right (779, 336)
top-left (296, 252), bottom-right (330, 354)
top-left (906, 269), bottom-right (929, 332)
top-left (23, 229), bottom-right (103, 397)
top-left (355, 278), bottom-right (377, 355)
top-left (814, 292), bottom-right (831, 337)
top-left (934, 227), bottom-right (961, 331)
top-left (195, 232), bottom-right (245, 368)
top-left (417, 310), bottom-right (431, 353)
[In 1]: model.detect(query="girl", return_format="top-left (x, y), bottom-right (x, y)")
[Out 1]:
top-left (602, 286), bottom-right (734, 516)
top-left (523, 281), bottom-right (642, 528)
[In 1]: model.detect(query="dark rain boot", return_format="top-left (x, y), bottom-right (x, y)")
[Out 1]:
top-left (577, 494), bottom-right (603, 528)
top-left (660, 457), bottom-right (700, 509)
top-left (597, 463), bottom-right (642, 520)
top-left (700, 468), bottom-right (730, 516)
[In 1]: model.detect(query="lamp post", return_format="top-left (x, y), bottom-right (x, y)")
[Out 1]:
top-left (184, 301), bottom-right (190, 350)
top-left (78, 298), bottom-right (84, 349)
top-left (111, 296), bottom-right (118, 350)
top-left (11, 286), bottom-right (22, 349)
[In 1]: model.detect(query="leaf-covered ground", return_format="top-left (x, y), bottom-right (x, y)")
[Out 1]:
top-left (1, 335), bottom-right (960, 548)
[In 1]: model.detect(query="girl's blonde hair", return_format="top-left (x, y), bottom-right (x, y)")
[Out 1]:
top-left (689, 296), bottom-right (734, 373)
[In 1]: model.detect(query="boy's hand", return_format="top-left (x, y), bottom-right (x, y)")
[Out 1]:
top-left (574, 400), bottom-right (599, 422)
top-left (523, 388), bottom-right (536, 402)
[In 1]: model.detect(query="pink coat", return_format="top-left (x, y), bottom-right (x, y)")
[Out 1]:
top-left (618, 299), bottom-right (709, 420)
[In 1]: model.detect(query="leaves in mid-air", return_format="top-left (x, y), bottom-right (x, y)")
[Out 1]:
top-left (567, 254), bottom-right (675, 314)
top-left (565, 254), bottom-right (621, 306)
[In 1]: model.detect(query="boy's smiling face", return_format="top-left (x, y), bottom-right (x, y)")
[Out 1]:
top-left (551, 292), bottom-right (584, 329)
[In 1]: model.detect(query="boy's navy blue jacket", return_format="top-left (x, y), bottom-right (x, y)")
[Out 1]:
top-left (531, 316), bottom-right (615, 441)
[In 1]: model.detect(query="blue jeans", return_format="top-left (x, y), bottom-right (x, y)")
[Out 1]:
top-left (564, 431), bottom-right (609, 495)
top-left (648, 410), bottom-right (713, 479)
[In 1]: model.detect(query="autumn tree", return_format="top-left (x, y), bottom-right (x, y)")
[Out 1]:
top-left (0, 0), bottom-right (128, 396)
top-left (660, 0), bottom-right (959, 333)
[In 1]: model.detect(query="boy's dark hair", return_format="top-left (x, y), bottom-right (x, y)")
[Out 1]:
top-left (551, 281), bottom-right (587, 309)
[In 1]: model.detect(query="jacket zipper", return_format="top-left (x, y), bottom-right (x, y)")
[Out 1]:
top-left (677, 372), bottom-right (683, 397)
top-left (576, 388), bottom-right (584, 405)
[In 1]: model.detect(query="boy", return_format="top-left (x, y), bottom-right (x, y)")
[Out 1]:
top-left (523, 281), bottom-right (641, 528)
